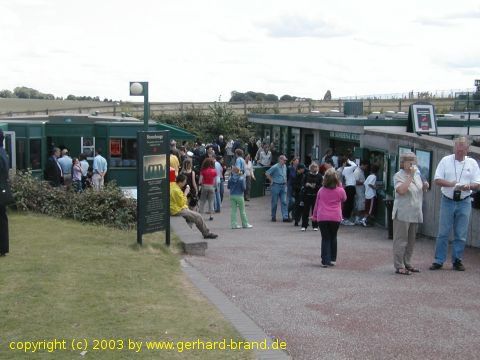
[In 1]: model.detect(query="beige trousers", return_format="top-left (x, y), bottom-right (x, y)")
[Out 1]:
top-left (393, 218), bottom-right (418, 269)
top-left (177, 209), bottom-right (210, 237)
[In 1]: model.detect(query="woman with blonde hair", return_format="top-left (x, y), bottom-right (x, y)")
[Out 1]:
top-left (392, 152), bottom-right (428, 275)
top-left (311, 168), bottom-right (347, 267)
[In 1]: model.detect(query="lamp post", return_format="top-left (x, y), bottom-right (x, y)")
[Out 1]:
top-left (129, 82), bottom-right (149, 130)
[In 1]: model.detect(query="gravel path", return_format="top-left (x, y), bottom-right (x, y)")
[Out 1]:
top-left (172, 192), bottom-right (480, 360)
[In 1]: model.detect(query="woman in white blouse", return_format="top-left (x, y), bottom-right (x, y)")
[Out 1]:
top-left (392, 152), bottom-right (429, 275)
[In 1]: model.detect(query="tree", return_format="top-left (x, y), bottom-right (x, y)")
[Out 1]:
top-left (280, 94), bottom-right (294, 101)
top-left (66, 95), bottom-right (76, 100)
top-left (0, 89), bottom-right (14, 98)
top-left (323, 90), bottom-right (332, 100)
top-left (265, 94), bottom-right (279, 102)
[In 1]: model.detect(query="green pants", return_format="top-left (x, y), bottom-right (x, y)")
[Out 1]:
top-left (230, 195), bottom-right (249, 227)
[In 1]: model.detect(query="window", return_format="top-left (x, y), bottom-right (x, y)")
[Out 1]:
top-left (109, 138), bottom-right (137, 167)
top-left (29, 139), bottom-right (41, 170)
top-left (16, 139), bottom-right (26, 170)
top-left (81, 137), bottom-right (95, 160)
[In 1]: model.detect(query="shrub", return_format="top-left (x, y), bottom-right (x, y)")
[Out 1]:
top-left (10, 171), bottom-right (137, 230)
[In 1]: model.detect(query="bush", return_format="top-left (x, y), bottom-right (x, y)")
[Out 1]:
top-left (10, 171), bottom-right (137, 230)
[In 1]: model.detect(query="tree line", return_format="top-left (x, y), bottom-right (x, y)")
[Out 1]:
top-left (0, 86), bottom-right (114, 102)
top-left (229, 90), bottom-right (313, 102)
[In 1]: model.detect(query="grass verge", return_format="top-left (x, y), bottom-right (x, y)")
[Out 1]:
top-left (0, 212), bottom-right (252, 359)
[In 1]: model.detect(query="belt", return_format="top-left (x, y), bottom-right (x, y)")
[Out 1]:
top-left (443, 194), bottom-right (471, 201)
top-left (273, 182), bottom-right (286, 185)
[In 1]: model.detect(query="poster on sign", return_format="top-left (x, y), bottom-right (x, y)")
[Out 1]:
top-left (409, 104), bottom-right (437, 134)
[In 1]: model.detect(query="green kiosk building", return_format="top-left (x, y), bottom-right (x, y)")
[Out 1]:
top-left (0, 114), bottom-right (195, 187)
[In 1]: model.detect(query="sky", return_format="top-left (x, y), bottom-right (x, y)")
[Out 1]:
top-left (0, 0), bottom-right (478, 102)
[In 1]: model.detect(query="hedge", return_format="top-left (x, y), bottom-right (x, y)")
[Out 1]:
top-left (10, 171), bottom-right (137, 230)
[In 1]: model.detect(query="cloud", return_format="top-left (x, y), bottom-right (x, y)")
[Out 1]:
top-left (353, 37), bottom-right (409, 48)
top-left (415, 8), bottom-right (480, 26)
top-left (257, 15), bottom-right (350, 38)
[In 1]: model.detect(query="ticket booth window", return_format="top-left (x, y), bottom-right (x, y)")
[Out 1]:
top-left (109, 138), bottom-right (137, 167)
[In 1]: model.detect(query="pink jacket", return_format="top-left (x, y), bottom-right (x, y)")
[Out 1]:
top-left (311, 186), bottom-right (347, 222)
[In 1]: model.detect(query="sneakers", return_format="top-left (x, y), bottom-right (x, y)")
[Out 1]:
top-left (313, 227), bottom-right (319, 231)
top-left (204, 233), bottom-right (218, 239)
top-left (301, 227), bottom-right (306, 231)
top-left (453, 259), bottom-right (465, 271)
top-left (231, 225), bottom-right (242, 229)
top-left (243, 224), bottom-right (253, 229)
top-left (283, 218), bottom-right (292, 223)
top-left (341, 219), bottom-right (355, 226)
top-left (360, 218), bottom-right (368, 227)
top-left (209, 216), bottom-right (214, 221)
top-left (429, 263), bottom-right (442, 270)
top-left (271, 218), bottom-right (276, 222)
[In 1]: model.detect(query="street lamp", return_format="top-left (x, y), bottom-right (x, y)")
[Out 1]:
top-left (129, 81), bottom-right (149, 130)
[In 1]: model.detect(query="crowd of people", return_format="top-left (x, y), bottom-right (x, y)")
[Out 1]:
top-left (169, 135), bottom-right (480, 275)
top-left (44, 147), bottom-right (107, 191)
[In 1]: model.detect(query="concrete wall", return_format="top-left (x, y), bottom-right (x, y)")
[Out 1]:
top-left (1, 98), bottom-right (456, 118)
top-left (362, 130), bottom-right (480, 248)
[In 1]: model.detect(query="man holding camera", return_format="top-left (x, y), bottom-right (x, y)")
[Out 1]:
top-left (430, 137), bottom-right (480, 271)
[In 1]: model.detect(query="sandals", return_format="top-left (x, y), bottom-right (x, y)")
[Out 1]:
top-left (405, 266), bottom-right (420, 273)
top-left (395, 268), bottom-right (411, 275)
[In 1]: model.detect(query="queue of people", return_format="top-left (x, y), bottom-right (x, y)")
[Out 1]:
top-left (44, 147), bottom-right (106, 192)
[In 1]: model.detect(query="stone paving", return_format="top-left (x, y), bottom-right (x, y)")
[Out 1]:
top-left (172, 193), bottom-right (480, 360)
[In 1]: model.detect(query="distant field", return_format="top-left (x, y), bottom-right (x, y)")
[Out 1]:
top-left (0, 98), bottom-right (117, 113)
top-left (0, 97), bottom-right (457, 117)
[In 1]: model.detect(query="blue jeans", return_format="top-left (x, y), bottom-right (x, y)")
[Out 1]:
top-left (214, 181), bottom-right (222, 212)
top-left (271, 183), bottom-right (288, 220)
top-left (434, 195), bottom-right (472, 264)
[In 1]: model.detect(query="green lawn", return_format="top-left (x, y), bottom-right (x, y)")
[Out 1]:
top-left (0, 212), bottom-right (252, 359)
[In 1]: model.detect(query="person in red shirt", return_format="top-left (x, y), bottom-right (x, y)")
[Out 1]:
top-left (198, 157), bottom-right (217, 221)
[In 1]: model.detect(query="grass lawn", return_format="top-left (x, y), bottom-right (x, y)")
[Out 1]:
top-left (0, 212), bottom-right (253, 359)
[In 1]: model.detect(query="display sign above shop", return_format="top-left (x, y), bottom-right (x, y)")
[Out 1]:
top-left (329, 131), bottom-right (360, 142)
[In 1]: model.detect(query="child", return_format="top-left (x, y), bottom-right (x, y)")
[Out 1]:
top-left (227, 166), bottom-right (252, 229)
top-left (361, 164), bottom-right (379, 226)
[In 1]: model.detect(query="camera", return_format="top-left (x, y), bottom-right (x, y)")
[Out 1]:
top-left (453, 189), bottom-right (462, 201)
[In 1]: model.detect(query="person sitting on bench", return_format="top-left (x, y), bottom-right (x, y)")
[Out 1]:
top-left (170, 174), bottom-right (218, 239)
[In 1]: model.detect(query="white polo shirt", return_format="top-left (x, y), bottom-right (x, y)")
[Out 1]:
top-left (434, 154), bottom-right (480, 199)
top-left (342, 159), bottom-right (358, 186)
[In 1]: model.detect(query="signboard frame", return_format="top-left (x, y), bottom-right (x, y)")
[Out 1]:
top-left (137, 130), bottom-right (170, 246)
top-left (407, 103), bottom-right (437, 135)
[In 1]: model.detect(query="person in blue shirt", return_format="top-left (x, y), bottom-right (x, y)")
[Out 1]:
top-left (228, 166), bottom-right (252, 229)
top-left (92, 148), bottom-right (108, 191)
top-left (266, 155), bottom-right (291, 222)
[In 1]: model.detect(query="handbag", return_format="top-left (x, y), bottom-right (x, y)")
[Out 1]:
top-left (0, 184), bottom-right (14, 206)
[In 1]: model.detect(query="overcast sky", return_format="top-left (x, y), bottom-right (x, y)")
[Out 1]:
top-left (0, 0), bottom-right (478, 102)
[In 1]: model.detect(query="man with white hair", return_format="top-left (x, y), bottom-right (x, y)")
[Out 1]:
top-left (430, 137), bottom-right (480, 271)
top-left (57, 148), bottom-right (72, 186)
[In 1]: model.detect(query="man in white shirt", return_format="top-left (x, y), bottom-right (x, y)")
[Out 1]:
top-left (255, 143), bottom-right (272, 167)
top-left (341, 158), bottom-right (358, 225)
top-left (430, 137), bottom-right (480, 271)
top-left (92, 148), bottom-right (108, 191)
top-left (57, 148), bottom-right (72, 186)
top-left (353, 160), bottom-right (368, 224)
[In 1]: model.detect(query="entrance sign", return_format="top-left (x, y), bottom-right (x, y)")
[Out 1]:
top-left (407, 103), bottom-right (437, 135)
top-left (137, 131), bottom-right (170, 245)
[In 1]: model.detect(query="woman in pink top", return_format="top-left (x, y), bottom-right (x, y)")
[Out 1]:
top-left (199, 157), bottom-right (217, 220)
top-left (312, 168), bottom-right (347, 267)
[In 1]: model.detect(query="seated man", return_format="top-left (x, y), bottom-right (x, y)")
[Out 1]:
top-left (170, 174), bottom-right (218, 239)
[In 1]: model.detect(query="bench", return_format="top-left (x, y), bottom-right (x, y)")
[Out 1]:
top-left (180, 238), bottom-right (208, 256)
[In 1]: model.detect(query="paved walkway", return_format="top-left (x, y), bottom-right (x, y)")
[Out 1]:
top-left (172, 193), bottom-right (480, 360)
